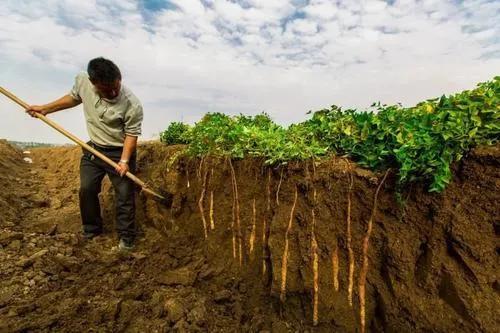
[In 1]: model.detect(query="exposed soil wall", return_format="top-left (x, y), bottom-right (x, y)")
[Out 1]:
top-left (138, 142), bottom-right (500, 332)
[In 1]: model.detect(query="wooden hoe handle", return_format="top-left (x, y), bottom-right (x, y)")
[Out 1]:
top-left (0, 86), bottom-right (165, 201)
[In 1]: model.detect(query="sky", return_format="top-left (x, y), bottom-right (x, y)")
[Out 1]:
top-left (0, 0), bottom-right (499, 144)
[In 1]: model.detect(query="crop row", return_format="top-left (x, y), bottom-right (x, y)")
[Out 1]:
top-left (161, 76), bottom-right (499, 192)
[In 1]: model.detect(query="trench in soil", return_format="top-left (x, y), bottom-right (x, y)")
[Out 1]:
top-left (0, 140), bottom-right (499, 332)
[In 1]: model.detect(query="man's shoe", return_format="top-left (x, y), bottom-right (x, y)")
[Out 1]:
top-left (83, 232), bottom-right (101, 240)
top-left (118, 238), bottom-right (134, 251)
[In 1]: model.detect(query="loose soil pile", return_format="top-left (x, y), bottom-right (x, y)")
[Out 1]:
top-left (0, 140), bottom-right (498, 332)
top-left (0, 139), bottom-right (30, 225)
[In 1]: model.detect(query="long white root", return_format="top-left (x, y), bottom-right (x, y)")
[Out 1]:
top-left (359, 170), bottom-right (390, 333)
top-left (280, 186), bottom-right (298, 303)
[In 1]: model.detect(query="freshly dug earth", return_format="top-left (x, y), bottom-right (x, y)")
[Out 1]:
top-left (0, 139), bottom-right (31, 225)
top-left (0, 142), bottom-right (247, 332)
top-left (0, 140), bottom-right (498, 332)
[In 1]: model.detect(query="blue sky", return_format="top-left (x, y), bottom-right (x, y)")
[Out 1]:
top-left (142, 0), bottom-right (175, 11)
top-left (0, 0), bottom-right (499, 143)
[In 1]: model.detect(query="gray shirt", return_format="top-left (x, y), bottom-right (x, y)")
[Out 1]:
top-left (69, 72), bottom-right (143, 147)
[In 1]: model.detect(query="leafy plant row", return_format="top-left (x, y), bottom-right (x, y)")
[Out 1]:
top-left (160, 77), bottom-right (499, 192)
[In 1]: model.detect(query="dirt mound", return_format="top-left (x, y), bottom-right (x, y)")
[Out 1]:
top-left (0, 143), bottom-right (245, 332)
top-left (0, 140), bottom-right (498, 332)
top-left (0, 140), bottom-right (30, 225)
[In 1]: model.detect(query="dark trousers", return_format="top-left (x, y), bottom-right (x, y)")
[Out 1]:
top-left (79, 144), bottom-right (137, 242)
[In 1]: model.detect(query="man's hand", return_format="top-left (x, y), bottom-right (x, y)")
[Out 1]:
top-left (26, 105), bottom-right (49, 118)
top-left (25, 95), bottom-right (81, 118)
top-left (115, 161), bottom-right (129, 177)
top-left (117, 135), bottom-right (137, 177)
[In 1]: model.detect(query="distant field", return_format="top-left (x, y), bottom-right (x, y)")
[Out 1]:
top-left (7, 141), bottom-right (70, 150)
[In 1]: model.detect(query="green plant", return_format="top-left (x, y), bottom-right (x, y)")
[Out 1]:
top-left (160, 122), bottom-right (191, 145)
top-left (161, 77), bottom-right (500, 192)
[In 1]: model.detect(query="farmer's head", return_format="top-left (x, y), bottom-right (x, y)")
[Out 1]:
top-left (87, 57), bottom-right (122, 100)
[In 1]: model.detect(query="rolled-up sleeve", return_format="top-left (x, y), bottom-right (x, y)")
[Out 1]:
top-left (69, 72), bottom-right (84, 102)
top-left (124, 104), bottom-right (143, 136)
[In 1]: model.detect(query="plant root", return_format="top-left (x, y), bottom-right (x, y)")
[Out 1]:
top-left (359, 170), bottom-right (390, 333)
top-left (280, 186), bottom-right (298, 303)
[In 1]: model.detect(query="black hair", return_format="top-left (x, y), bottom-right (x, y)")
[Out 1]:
top-left (87, 57), bottom-right (121, 84)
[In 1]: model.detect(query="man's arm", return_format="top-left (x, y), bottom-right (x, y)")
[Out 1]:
top-left (26, 94), bottom-right (81, 117)
top-left (115, 135), bottom-right (138, 177)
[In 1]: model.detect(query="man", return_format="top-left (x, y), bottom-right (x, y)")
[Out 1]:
top-left (26, 57), bottom-right (143, 251)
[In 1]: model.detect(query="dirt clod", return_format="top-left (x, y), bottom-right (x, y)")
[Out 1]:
top-left (164, 298), bottom-right (186, 323)
top-left (158, 266), bottom-right (197, 286)
top-left (213, 290), bottom-right (232, 302)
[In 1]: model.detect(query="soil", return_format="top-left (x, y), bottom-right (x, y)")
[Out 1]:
top-left (0, 139), bottom-right (498, 332)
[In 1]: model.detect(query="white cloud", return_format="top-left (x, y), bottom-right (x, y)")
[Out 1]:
top-left (287, 18), bottom-right (318, 35)
top-left (0, 0), bottom-right (499, 144)
top-left (303, 1), bottom-right (338, 20)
